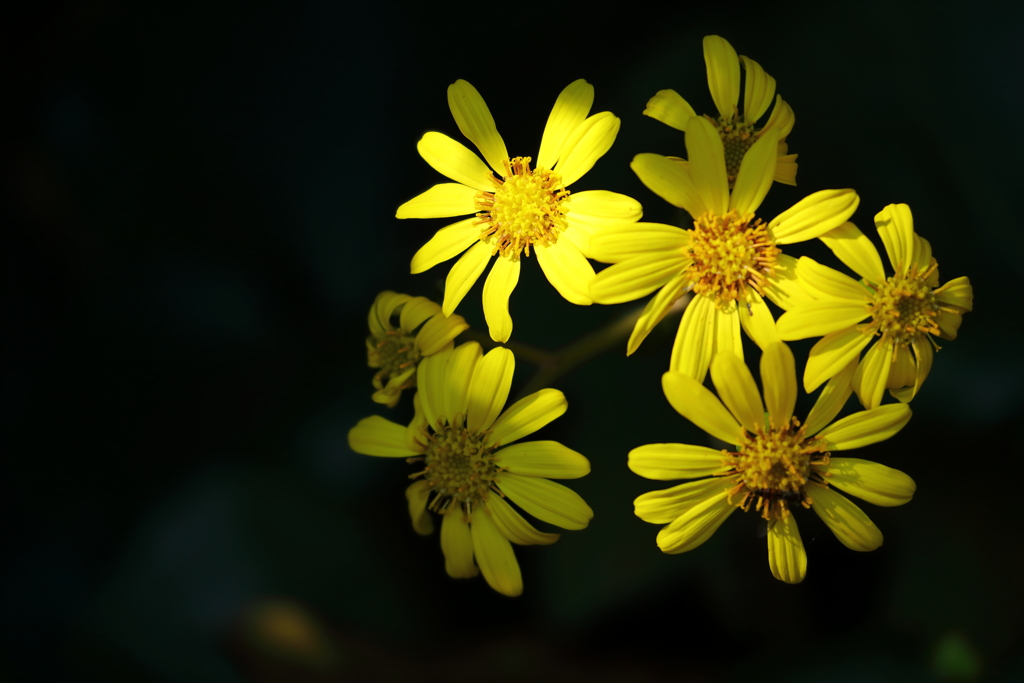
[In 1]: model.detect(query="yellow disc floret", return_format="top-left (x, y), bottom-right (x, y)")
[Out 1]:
top-left (411, 416), bottom-right (502, 515)
top-left (865, 264), bottom-right (942, 346)
top-left (475, 157), bottom-right (570, 260)
top-left (723, 417), bottom-right (828, 520)
top-left (367, 329), bottom-right (420, 392)
top-left (686, 210), bottom-right (781, 307)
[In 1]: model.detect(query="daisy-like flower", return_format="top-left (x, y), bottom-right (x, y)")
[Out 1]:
top-left (631, 342), bottom-right (915, 583)
top-left (397, 79), bottom-right (642, 342)
top-left (348, 343), bottom-right (593, 596)
top-left (644, 35), bottom-right (797, 187)
top-left (590, 116), bottom-right (858, 382)
top-left (776, 204), bottom-right (973, 408)
top-left (365, 291), bottom-right (469, 407)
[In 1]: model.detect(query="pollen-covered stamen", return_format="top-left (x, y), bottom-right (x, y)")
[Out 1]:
top-left (414, 416), bottom-right (502, 514)
top-left (707, 113), bottom-right (758, 187)
top-left (721, 417), bottom-right (828, 521)
top-left (864, 264), bottom-right (942, 346)
top-left (474, 156), bottom-right (570, 261)
top-left (686, 210), bottom-right (781, 307)
top-left (366, 329), bottom-right (421, 390)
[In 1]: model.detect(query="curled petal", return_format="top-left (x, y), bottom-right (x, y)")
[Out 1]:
top-left (768, 514), bottom-right (806, 584)
top-left (656, 489), bottom-right (737, 554)
top-left (643, 89), bottom-right (697, 131)
top-left (406, 481), bottom-right (434, 536)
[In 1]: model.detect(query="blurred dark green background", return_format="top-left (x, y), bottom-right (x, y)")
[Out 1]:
top-left (4, 2), bottom-right (1022, 681)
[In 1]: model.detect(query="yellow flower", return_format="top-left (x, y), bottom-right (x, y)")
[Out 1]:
top-left (631, 343), bottom-right (916, 583)
top-left (591, 116), bottom-right (858, 382)
top-left (644, 35), bottom-right (797, 187)
top-left (348, 343), bottom-right (593, 596)
top-left (776, 204), bottom-right (973, 408)
top-left (397, 79), bottom-right (642, 342)
top-left (366, 291), bottom-right (468, 407)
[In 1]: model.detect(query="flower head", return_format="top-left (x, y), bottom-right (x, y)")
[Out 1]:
top-left (348, 343), bottom-right (593, 596)
top-left (365, 291), bottom-right (468, 407)
top-left (591, 116), bottom-right (858, 382)
top-left (776, 204), bottom-right (973, 408)
top-left (644, 35), bottom-right (797, 187)
top-left (397, 80), bottom-right (642, 342)
top-left (631, 342), bottom-right (916, 583)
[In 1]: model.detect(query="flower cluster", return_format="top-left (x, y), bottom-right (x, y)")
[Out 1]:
top-left (349, 34), bottom-right (972, 591)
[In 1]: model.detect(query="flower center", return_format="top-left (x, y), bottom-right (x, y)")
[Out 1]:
top-left (865, 266), bottom-right (941, 346)
top-left (412, 416), bottom-right (501, 514)
top-left (712, 116), bottom-right (757, 187)
top-left (686, 210), bottom-right (780, 307)
top-left (475, 156), bottom-right (570, 261)
top-left (723, 417), bottom-right (828, 520)
top-left (367, 330), bottom-right (420, 389)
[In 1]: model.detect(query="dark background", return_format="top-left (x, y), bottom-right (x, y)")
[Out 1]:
top-left (4, 2), bottom-right (1022, 681)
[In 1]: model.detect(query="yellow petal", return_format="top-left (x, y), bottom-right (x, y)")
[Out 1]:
top-left (348, 415), bottom-right (420, 457)
top-left (805, 356), bottom-right (857, 436)
top-left (730, 127), bottom-right (779, 215)
top-left (406, 391), bottom-right (426, 450)
top-left (399, 296), bottom-right (441, 333)
top-left (589, 252), bottom-right (684, 305)
top-left (776, 300), bottom-right (870, 340)
top-left (497, 473), bottom-right (593, 530)
top-left (906, 336), bottom-right (934, 402)
top-left (557, 112), bottom-right (620, 187)
top-left (803, 327), bottom-right (874, 392)
top-left (808, 482), bottom-right (882, 552)
top-left (416, 311), bottom-right (470, 356)
top-left (760, 342), bottom-right (797, 427)
top-left (466, 346), bottom-right (514, 433)
top-left (447, 80), bottom-right (508, 175)
top-left (740, 55), bottom-right (776, 123)
top-left (763, 253), bottom-right (814, 311)
top-left (537, 79), bottom-right (594, 170)
top-left (634, 476), bottom-right (735, 524)
top-left (662, 370), bottom-right (744, 445)
top-left (874, 203), bottom-right (915, 275)
top-left (703, 35), bottom-right (740, 121)
top-left (470, 506), bottom-right (521, 596)
top-left (815, 403), bottom-right (912, 450)
top-left (818, 221), bottom-right (885, 283)
top-left (369, 291), bottom-right (410, 334)
top-left (710, 352), bottom-right (765, 433)
top-left (396, 183), bottom-right (477, 220)
top-left (441, 509), bottom-right (478, 578)
top-left (762, 95), bottom-right (795, 139)
top-left (852, 335), bottom-right (893, 410)
top-left (535, 240), bottom-right (595, 306)
top-left (686, 117), bottom-right (729, 216)
top-left (643, 89), bottom-right (697, 131)
top-left (768, 514), bottom-right (806, 584)
top-left (627, 275), bottom-right (691, 356)
top-left (656, 488), bottom-right (737, 554)
top-left (488, 495), bottom-right (559, 545)
top-left (670, 293), bottom-right (715, 383)
top-left (417, 344), bottom-right (453, 428)
top-left (821, 458), bottom-right (916, 507)
top-left (411, 217), bottom-right (482, 275)
top-left (565, 190), bottom-right (644, 230)
top-left (443, 341), bottom-right (482, 423)
top-left (496, 440), bottom-right (590, 479)
top-left (936, 310), bottom-right (963, 340)
top-left (887, 343), bottom-right (915, 390)
top-left (416, 132), bottom-right (493, 192)
top-left (631, 153), bottom-right (706, 218)
top-left (588, 222), bottom-right (688, 264)
top-left (406, 481), bottom-right (434, 536)
top-left (770, 189), bottom-right (860, 245)
top-left (738, 290), bottom-right (780, 350)
top-left (489, 388), bottom-right (567, 447)
top-left (628, 443), bottom-right (728, 481)
top-left (774, 154), bottom-right (798, 185)
top-left (796, 256), bottom-right (870, 301)
top-left (935, 276), bottom-right (973, 312)
top-left (372, 368), bottom-right (414, 407)
top-left (713, 302), bottom-right (743, 362)
top-left (482, 256), bottom-right (519, 342)
top-left (442, 241), bottom-right (492, 316)
top-left (911, 234), bottom-right (932, 274)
